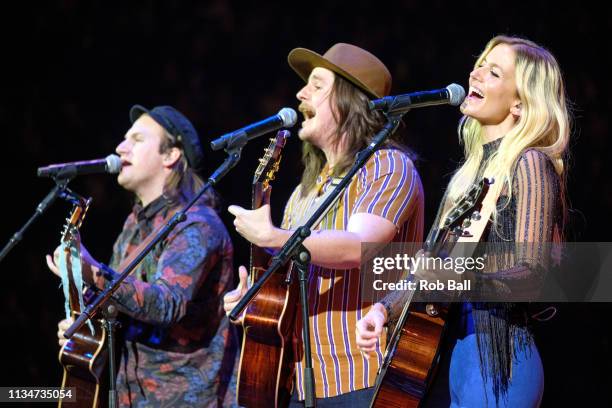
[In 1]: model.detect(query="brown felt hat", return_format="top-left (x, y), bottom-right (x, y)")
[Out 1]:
top-left (287, 43), bottom-right (391, 98)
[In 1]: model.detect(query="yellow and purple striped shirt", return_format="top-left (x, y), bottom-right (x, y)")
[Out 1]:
top-left (281, 148), bottom-right (424, 399)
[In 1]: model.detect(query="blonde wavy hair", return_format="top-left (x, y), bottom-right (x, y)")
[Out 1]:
top-left (443, 35), bottom-right (570, 231)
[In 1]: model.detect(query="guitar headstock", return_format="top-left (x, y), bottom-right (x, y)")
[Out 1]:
top-left (61, 193), bottom-right (92, 245)
top-left (442, 177), bottom-right (493, 237)
top-left (426, 177), bottom-right (493, 250)
top-left (253, 130), bottom-right (290, 189)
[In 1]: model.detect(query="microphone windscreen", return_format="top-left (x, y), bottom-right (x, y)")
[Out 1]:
top-left (105, 154), bottom-right (122, 174)
top-left (278, 107), bottom-right (298, 127)
top-left (447, 83), bottom-right (466, 106)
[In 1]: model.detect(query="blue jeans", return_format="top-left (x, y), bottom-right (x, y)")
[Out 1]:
top-left (449, 333), bottom-right (544, 407)
top-left (289, 387), bottom-right (375, 408)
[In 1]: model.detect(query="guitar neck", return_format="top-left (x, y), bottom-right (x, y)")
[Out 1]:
top-left (250, 182), bottom-right (272, 275)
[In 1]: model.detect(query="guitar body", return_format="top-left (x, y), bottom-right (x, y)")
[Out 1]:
top-left (237, 131), bottom-right (298, 408)
top-left (371, 305), bottom-right (450, 408)
top-left (238, 264), bottom-right (298, 408)
top-left (58, 313), bottom-right (107, 408)
top-left (370, 179), bottom-right (492, 408)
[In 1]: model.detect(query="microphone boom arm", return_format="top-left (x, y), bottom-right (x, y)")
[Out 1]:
top-left (0, 176), bottom-right (75, 264)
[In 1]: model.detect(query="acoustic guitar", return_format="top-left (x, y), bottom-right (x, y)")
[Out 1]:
top-left (236, 130), bottom-right (299, 408)
top-left (370, 178), bottom-right (492, 408)
top-left (57, 195), bottom-right (108, 408)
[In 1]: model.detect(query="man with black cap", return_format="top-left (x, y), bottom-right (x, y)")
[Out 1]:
top-left (49, 105), bottom-right (238, 407)
top-left (224, 43), bottom-right (425, 406)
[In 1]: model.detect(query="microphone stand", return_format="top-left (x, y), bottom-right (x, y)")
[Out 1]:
top-left (0, 176), bottom-right (74, 264)
top-left (101, 302), bottom-right (120, 408)
top-left (229, 113), bottom-right (404, 407)
top-left (63, 142), bottom-right (246, 408)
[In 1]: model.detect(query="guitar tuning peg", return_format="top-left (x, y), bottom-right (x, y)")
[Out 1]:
top-left (471, 211), bottom-right (481, 221)
top-left (461, 219), bottom-right (471, 228)
top-left (258, 158), bottom-right (265, 163)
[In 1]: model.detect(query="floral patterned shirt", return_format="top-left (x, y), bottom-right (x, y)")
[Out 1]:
top-left (104, 195), bottom-right (238, 407)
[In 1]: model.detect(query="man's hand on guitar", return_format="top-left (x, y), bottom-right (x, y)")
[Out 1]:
top-left (228, 204), bottom-right (285, 248)
top-left (45, 246), bottom-right (62, 277)
top-left (356, 303), bottom-right (387, 358)
top-left (57, 317), bottom-right (75, 347)
top-left (46, 244), bottom-right (100, 283)
top-left (223, 265), bottom-right (250, 324)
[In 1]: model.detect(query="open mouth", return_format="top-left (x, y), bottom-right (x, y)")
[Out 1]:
top-left (299, 104), bottom-right (316, 122)
top-left (468, 86), bottom-right (484, 100)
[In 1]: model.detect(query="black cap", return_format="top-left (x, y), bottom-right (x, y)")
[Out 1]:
top-left (129, 105), bottom-right (204, 169)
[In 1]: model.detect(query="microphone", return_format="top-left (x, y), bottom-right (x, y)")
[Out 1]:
top-left (210, 108), bottom-right (297, 151)
top-left (37, 154), bottom-right (122, 179)
top-left (369, 83), bottom-right (466, 113)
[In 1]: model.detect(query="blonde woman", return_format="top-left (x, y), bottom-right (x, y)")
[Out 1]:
top-left (356, 36), bottom-right (570, 407)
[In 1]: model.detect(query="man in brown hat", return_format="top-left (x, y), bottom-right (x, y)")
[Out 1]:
top-left (224, 43), bottom-right (424, 406)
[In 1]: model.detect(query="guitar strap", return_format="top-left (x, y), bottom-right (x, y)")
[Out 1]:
top-left (59, 228), bottom-right (95, 334)
top-left (59, 240), bottom-right (94, 335)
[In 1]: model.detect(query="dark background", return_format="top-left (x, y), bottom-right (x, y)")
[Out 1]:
top-left (0, 1), bottom-right (610, 406)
